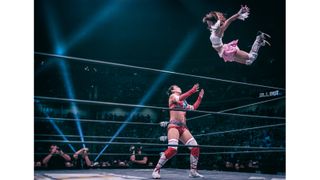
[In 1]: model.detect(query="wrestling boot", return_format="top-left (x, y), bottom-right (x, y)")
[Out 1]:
top-left (257, 31), bottom-right (271, 46)
top-left (189, 169), bottom-right (204, 178)
top-left (152, 168), bottom-right (161, 179)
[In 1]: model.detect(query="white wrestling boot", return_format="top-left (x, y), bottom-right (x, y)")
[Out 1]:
top-left (257, 31), bottom-right (271, 46)
top-left (245, 31), bottom-right (272, 65)
top-left (152, 168), bottom-right (161, 179)
top-left (189, 169), bottom-right (204, 178)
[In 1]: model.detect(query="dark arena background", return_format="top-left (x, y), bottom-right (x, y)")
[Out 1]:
top-left (34, 0), bottom-right (285, 179)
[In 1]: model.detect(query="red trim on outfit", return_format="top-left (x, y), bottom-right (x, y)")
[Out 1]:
top-left (167, 125), bottom-right (188, 136)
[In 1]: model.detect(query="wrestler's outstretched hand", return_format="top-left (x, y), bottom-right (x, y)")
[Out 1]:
top-left (191, 83), bottom-right (200, 93)
top-left (199, 89), bottom-right (204, 98)
top-left (239, 5), bottom-right (250, 14)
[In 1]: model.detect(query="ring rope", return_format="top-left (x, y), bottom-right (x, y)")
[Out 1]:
top-left (35, 52), bottom-right (285, 90)
top-left (34, 153), bottom-right (162, 156)
top-left (34, 150), bottom-right (285, 156)
top-left (35, 117), bottom-right (159, 126)
top-left (34, 140), bottom-right (285, 150)
top-left (188, 114), bottom-right (212, 121)
top-left (35, 96), bottom-right (285, 120)
top-left (34, 134), bottom-right (158, 140)
top-left (188, 96), bottom-right (285, 121)
top-left (194, 123), bottom-right (285, 137)
top-left (219, 96), bottom-right (285, 113)
top-left (180, 150), bottom-right (285, 155)
top-left (35, 123), bottom-right (285, 140)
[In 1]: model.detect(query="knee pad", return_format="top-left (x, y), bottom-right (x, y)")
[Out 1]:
top-left (191, 147), bottom-right (200, 157)
top-left (246, 53), bottom-right (257, 65)
top-left (164, 139), bottom-right (178, 159)
top-left (185, 138), bottom-right (198, 150)
top-left (246, 59), bottom-right (253, 65)
top-left (164, 147), bottom-right (177, 159)
top-left (186, 138), bottom-right (200, 157)
top-left (168, 139), bottom-right (179, 150)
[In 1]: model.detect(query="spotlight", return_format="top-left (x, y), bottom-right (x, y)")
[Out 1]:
top-left (35, 102), bottom-right (76, 152)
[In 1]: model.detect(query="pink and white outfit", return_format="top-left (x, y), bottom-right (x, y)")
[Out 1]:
top-left (209, 22), bottom-right (239, 62)
top-left (209, 20), bottom-right (269, 65)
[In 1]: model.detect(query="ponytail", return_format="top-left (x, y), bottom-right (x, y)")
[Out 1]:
top-left (167, 85), bottom-right (176, 96)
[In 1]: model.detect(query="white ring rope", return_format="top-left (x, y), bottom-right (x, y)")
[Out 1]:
top-left (35, 96), bottom-right (285, 120)
top-left (194, 123), bottom-right (285, 137)
top-left (35, 52), bottom-right (285, 90)
top-left (34, 150), bottom-right (285, 156)
top-left (188, 96), bottom-right (285, 121)
top-left (219, 96), bottom-right (285, 113)
top-left (35, 117), bottom-right (159, 126)
top-left (35, 134), bottom-right (157, 140)
top-left (35, 139), bottom-right (285, 150)
top-left (35, 123), bottom-right (284, 140)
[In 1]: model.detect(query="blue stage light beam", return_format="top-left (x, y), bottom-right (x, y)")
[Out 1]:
top-left (37, 0), bottom-right (124, 77)
top-left (58, 60), bottom-right (86, 148)
top-left (42, 2), bottom-right (85, 148)
top-left (94, 28), bottom-right (200, 161)
top-left (61, 0), bottom-right (123, 54)
top-left (35, 101), bottom-right (76, 152)
top-left (35, 3), bottom-right (64, 75)
top-left (44, 0), bottom-right (129, 148)
top-left (37, 0), bottom-right (127, 148)
top-left (42, 3), bottom-right (64, 54)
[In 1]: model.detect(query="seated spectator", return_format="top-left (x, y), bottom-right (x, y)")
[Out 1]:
top-left (247, 160), bottom-right (260, 172)
top-left (147, 162), bottom-right (154, 168)
top-left (234, 161), bottom-right (240, 171)
top-left (42, 145), bottom-right (71, 169)
top-left (112, 160), bottom-right (119, 167)
top-left (92, 161), bottom-right (100, 168)
top-left (118, 160), bottom-right (129, 168)
top-left (234, 160), bottom-right (245, 172)
top-left (129, 145), bottom-right (148, 168)
top-left (224, 161), bottom-right (234, 171)
top-left (73, 148), bottom-right (92, 169)
top-left (101, 161), bottom-right (111, 168)
top-left (34, 161), bottom-right (43, 170)
top-left (65, 161), bottom-right (74, 168)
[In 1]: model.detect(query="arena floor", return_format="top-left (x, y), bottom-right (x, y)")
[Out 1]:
top-left (34, 168), bottom-right (285, 180)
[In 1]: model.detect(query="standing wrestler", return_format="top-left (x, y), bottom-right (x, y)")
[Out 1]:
top-left (152, 84), bottom-right (204, 179)
top-left (202, 5), bottom-right (271, 65)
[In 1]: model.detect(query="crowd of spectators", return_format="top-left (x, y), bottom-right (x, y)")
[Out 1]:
top-left (34, 144), bottom-right (153, 170)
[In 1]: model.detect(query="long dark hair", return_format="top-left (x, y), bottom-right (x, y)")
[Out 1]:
top-left (167, 85), bottom-right (177, 96)
top-left (202, 11), bottom-right (226, 28)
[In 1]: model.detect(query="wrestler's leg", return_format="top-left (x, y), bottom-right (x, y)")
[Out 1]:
top-left (221, 40), bottom-right (248, 65)
top-left (152, 127), bottom-right (179, 179)
top-left (180, 130), bottom-right (199, 170)
top-left (234, 50), bottom-right (250, 64)
top-left (245, 31), bottom-right (271, 65)
top-left (180, 129), bottom-right (203, 178)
